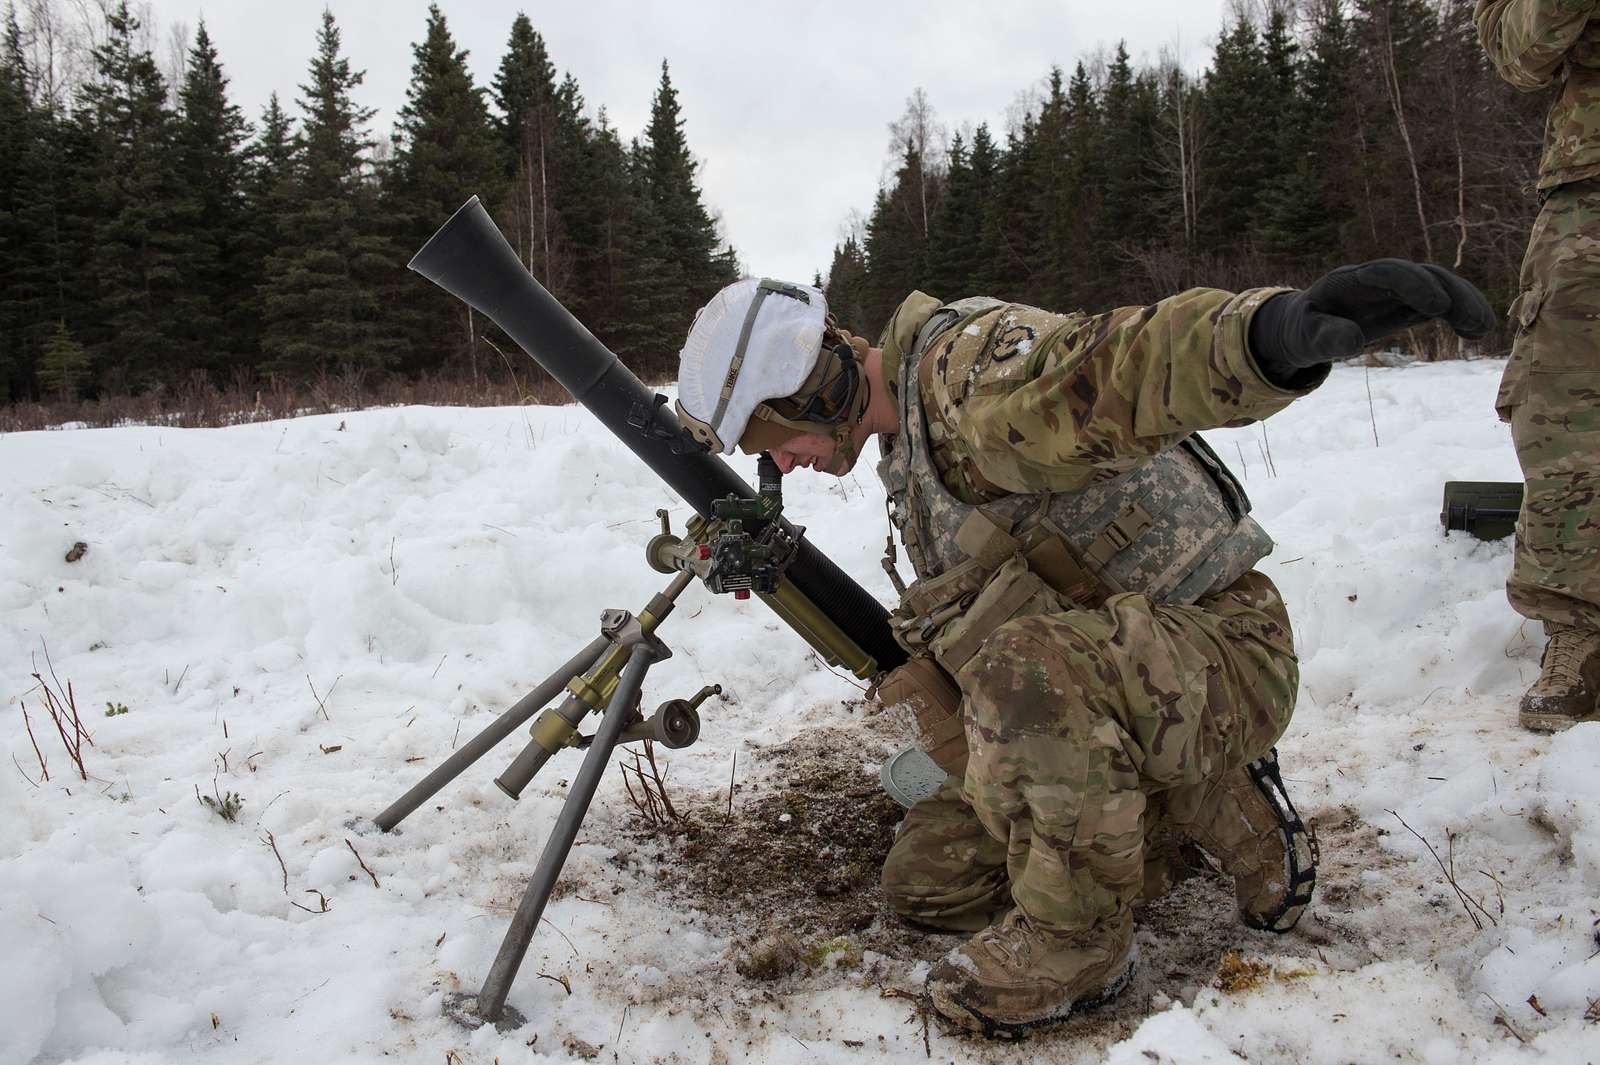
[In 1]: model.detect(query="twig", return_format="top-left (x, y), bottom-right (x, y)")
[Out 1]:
top-left (1447, 831), bottom-right (1498, 928)
top-left (431, 654), bottom-right (447, 679)
top-left (806, 650), bottom-right (870, 693)
top-left (1259, 423), bottom-right (1278, 478)
top-left (726, 750), bottom-right (738, 822)
top-left (307, 675), bottom-right (340, 721)
top-left (30, 654), bottom-right (91, 779)
top-left (641, 741), bottom-right (678, 821)
top-left (19, 702), bottom-right (49, 782)
top-left (38, 641), bottom-right (79, 741)
top-left (345, 838), bottom-right (379, 888)
top-left (881, 988), bottom-right (932, 1057)
top-left (618, 742), bottom-right (680, 827)
top-left (541, 917), bottom-right (580, 958)
top-left (291, 889), bottom-right (331, 914)
top-left (388, 536), bottom-right (398, 586)
top-left (537, 972), bottom-right (573, 996)
top-left (1234, 439), bottom-right (1250, 479)
top-left (1364, 364), bottom-right (1380, 447)
top-left (12, 752), bottom-right (42, 787)
top-left (1388, 810), bottom-right (1494, 930)
top-left (290, 977), bottom-right (332, 1004)
top-left (262, 831), bottom-right (289, 894)
top-left (1485, 995), bottom-right (1528, 1044)
top-left (616, 1003), bottom-right (630, 1044)
top-left (173, 663), bottom-right (190, 694)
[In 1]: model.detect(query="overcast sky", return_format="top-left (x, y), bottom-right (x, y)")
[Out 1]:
top-left (149, 0), bottom-right (1236, 282)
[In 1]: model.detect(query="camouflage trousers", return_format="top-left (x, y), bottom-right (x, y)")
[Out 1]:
top-left (880, 571), bottom-right (1298, 934)
top-left (1501, 176), bottom-right (1600, 631)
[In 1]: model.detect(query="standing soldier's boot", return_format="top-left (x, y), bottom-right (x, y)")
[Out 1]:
top-left (1172, 749), bottom-right (1316, 933)
top-left (925, 909), bottom-right (1135, 1038)
top-left (1519, 625), bottom-right (1600, 732)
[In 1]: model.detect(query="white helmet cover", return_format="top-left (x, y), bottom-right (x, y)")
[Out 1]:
top-left (675, 278), bottom-right (828, 454)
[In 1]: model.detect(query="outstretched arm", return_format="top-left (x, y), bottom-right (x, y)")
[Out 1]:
top-left (951, 262), bottom-right (1493, 496)
top-left (951, 286), bottom-right (1316, 495)
top-left (1476, 0), bottom-right (1599, 90)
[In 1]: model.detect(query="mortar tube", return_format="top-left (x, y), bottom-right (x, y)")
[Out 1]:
top-left (407, 197), bottom-right (904, 674)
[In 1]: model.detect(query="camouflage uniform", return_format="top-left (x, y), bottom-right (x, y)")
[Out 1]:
top-left (875, 287), bottom-right (1320, 935)
top-left (1478, 1), bottom-right (1600, 629)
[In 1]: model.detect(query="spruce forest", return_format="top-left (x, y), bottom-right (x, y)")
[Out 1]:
top-left (0, 0), bottom-right (1546, 421)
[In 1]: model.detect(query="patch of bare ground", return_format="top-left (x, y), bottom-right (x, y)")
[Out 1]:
top-left (598, 725), bottom-right (1404, 1058)
top-left (1291, 804), bottom-right (1412, 965)
top-left (621, 725), bottom-right (920, 956)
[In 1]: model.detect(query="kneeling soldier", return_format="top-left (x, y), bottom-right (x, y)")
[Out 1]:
top-left (674, 261), bottom-right (1493, 1035)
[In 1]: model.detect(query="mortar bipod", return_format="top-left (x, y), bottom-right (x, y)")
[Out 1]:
top-left (370, 568), bottom-right (720, 1025)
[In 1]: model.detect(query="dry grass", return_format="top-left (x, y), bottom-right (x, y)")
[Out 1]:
top-left (0, 366), bottom-right (596, 434)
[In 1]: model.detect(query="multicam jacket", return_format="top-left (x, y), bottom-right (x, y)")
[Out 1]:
top-left (872, 288), bottom-right (1324, 665)
top-left (1477, 0), bottom-right (1600, 189)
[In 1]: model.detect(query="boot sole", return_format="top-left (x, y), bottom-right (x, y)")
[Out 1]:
top-left (1518, 708), bottom-right (1590, 733)
top-left (929, 957), bottom-right (1135, 1041)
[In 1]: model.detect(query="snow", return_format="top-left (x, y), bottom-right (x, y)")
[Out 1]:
top-left (3, 358), bottom-right (1598, 1063)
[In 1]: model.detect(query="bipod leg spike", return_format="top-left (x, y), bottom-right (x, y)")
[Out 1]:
top-left (373, 635), bottom-right (612, 832)
top-left (476, 643), bottom-right (660, 1023)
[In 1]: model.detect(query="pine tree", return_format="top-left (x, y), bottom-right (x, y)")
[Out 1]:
top-left (388, 3), bottom-right (499, 380)
top-left (77, 1), bottom-right (184, 391)
top-left (1099, 46), bottom-right (1150, 255)
top-left (235, 93), bottom-right (294, 370)
top-left (926, 130), bottom-right (977, 299)
top-left (171, 20), bottom-right (252, 379)
top-left (36, 320), bottom-right (89, 400)
top-left (14, 91), bottom-right (86, 397)
top-left (490, 12), bottom-right (589, 302)
top-left (579, 109), bottom-right (639, 354)
top-left (608, 131), bottom-right (690, 379)
top-left (1199, 15), bottom-right (1275, 253)
top-left (0, 3), bottom-right (33, 399)
top-left (1058, 62), bottom-right (1105, 306)
top-left (1257, 3), bottom-right (1343, 265)
top-left (824, 234), bottom-right (871, 334)
top-left (259, 10), bottom-right (405, 381)
top-left (863, 142), bottom-right (939, 333)
top-left (1031, 68), bottom-right (1083, 308)
top-left (637, 62), bottom-right (735, 313)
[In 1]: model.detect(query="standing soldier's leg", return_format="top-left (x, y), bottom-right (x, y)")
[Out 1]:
top-left (926, 572), bottom-right (1307, 1034)
top-left (1503, 177), bottom-right (1600, 731)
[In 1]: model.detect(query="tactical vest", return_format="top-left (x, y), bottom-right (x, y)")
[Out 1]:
top-left (875, 297), bottom-right (1274, 667)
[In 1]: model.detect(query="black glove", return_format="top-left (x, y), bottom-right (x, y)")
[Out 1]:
top-left (1249, 259), bottom-right (1497, 386)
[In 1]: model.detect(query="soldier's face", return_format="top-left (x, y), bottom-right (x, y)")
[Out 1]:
top-left (769, 430), bottom-right (853, 476)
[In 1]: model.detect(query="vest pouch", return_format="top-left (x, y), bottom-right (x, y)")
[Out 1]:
top-left (890, 557), bottom-right (992, 652)
top-left (931, 555), bottom-right (1065, 675)
top-left (875, 656), bottom-right (966, 776)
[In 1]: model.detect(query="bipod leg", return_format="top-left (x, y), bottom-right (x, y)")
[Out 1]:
top-left (374, 635), bottom-right (611, 832)
top-left (476, 643), bottom-right (659, 1023)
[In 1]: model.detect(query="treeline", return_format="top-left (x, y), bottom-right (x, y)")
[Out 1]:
top-left (0, 1), bottom-right (736, 404)
top-left (826, 0), bottom-right (1544, 353)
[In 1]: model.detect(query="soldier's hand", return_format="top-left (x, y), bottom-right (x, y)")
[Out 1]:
top-left (1250, 259), bottom-right (1497, 373)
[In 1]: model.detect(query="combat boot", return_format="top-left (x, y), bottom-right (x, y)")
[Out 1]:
top-left (1519, 625), bottom-right (1600, 732)
top-left (1175, 749), bottom-right (1316, 933)
top-left (925, 909), bottom-right (1134, 1038)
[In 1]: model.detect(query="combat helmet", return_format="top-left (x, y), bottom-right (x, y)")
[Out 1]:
top-left (675, 278), bottom-right (870, 459)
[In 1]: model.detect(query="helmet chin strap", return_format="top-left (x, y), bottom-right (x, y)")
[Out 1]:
top-left (819, 363), bottom-right (872, 475)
